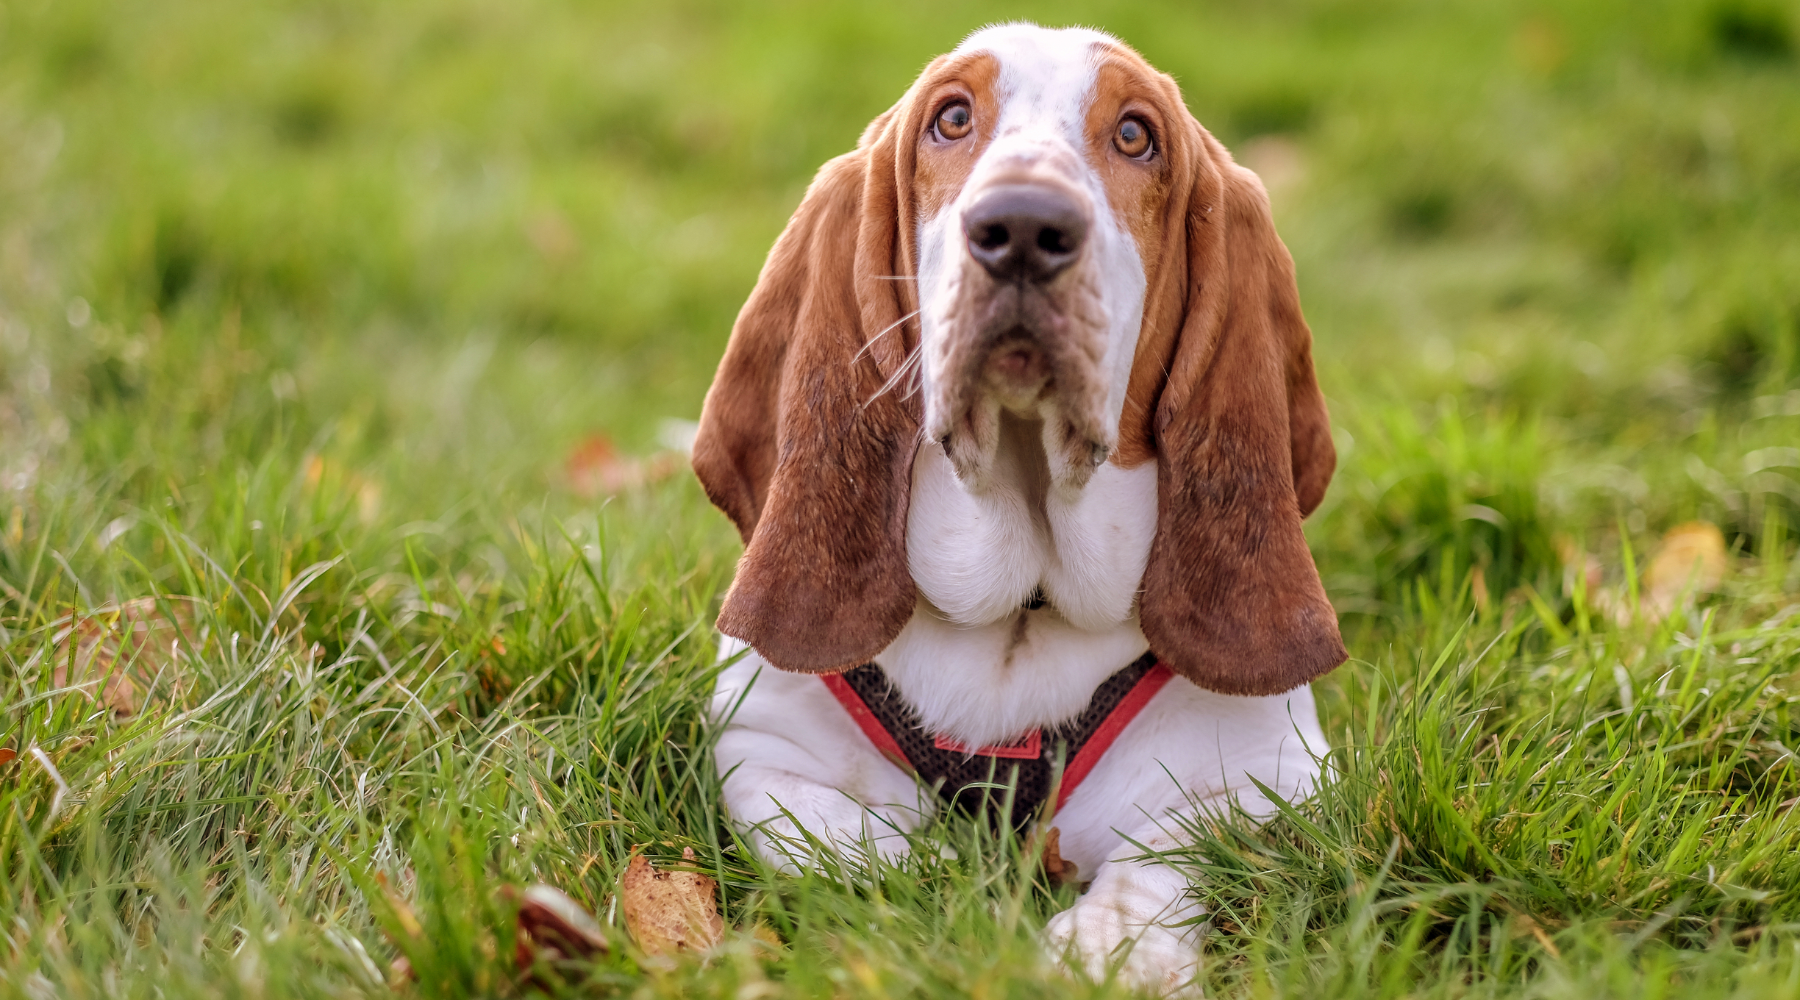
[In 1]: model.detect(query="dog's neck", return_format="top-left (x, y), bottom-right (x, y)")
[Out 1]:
top-left (877, 415), bottom-right (1158, 747)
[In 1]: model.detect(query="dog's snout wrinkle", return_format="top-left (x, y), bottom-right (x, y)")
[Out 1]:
top-left (962, 185), bottom-right (1089, 283)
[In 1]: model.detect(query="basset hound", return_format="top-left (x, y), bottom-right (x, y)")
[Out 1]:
top-left (692, 22), bottom-right (1346, 995)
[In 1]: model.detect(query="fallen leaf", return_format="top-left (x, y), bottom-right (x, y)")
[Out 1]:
top-left (619, 847), bottom-right (723, 957)
top-left (1027, 826), bottom-right (1080, 887)
top-left (370, 871), bottom-right (423, 985)
top-left (52, 597), bottom-right (197, 716)
top-left (1509, 913), bottom-right (1562, 959)
top-left (565, 434), bottom-right (683, 499)
top-left (1554, 534), bottom-right (1604, 598)
top-left (746, 922), bottom-right (785, 954)
top-left (374, 871), bottom-right (424, 940)
top-left (508, 884), bottom-right (609, 968)
top-left (1643, 521), bottom-right (1728, 620)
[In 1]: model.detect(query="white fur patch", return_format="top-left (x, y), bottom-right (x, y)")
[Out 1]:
top-left (917, 25), bottom-right (1148, 457)
top-left (906, 22), bottom-right (1156, 670)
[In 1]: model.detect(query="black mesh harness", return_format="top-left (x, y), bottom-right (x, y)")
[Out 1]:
top-left (820, 651), bottom-right (1173, 830)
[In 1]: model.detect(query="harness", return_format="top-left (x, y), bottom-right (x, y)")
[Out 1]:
top-left (821, 651), bottom-right (1174, 829)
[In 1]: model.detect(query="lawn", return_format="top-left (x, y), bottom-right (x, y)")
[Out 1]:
top-left (3, 0), bottom-right (1799, 996)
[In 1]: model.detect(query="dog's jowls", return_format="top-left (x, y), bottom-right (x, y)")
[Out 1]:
top-left (691, 23), bottom-right (1346, 995)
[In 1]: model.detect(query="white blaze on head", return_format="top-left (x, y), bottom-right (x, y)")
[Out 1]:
top-left (916, 23), bottom-right (1150, 470)
top-left (969, 24), bottom-right (1103, 184)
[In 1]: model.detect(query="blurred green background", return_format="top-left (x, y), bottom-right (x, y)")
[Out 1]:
top-left (4, 0), bottom-right (1797, 617)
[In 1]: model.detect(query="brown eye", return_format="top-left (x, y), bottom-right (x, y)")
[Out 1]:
top-left (936, 102), bottom-right (972, 140)
top-left (1115, 117), bottom-right (1152, 158)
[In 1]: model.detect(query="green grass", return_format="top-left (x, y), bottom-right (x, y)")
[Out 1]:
top-left (3, 0), bottom-right (1799, 996)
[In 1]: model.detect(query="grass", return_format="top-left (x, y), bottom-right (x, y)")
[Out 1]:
top-left (2, 0), bottom-right (1799, 996)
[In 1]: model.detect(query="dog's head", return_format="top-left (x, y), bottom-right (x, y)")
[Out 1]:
top-left (693, 23), bottom-right (1346, 695)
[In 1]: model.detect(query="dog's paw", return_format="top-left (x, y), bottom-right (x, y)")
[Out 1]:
top-left (1043, 899), bottom-right (1201, 997)
top-left (746, 814), bottom-right (914, 875)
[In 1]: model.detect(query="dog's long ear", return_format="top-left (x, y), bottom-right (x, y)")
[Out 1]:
top-left (690, 112), bottom-right (922, 674)
top-left (1135, 129), bottom-right (1347, 696)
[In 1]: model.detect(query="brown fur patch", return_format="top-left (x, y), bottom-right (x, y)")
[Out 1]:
top-left (1133, 133), bottom-right (1345, 695)
top-left (910, 53), bottom-right (1000, 226)
top-left (692, 145), bottom-right (920, 673)
top-left (1083, 49), bottom-right (1181, 333)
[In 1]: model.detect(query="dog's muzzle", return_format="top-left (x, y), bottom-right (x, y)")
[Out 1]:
top-left (957, 184), bottom-right (1093, 405)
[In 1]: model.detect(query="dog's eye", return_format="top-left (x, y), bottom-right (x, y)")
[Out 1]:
top-left (1115, 117), bottom-right (1152, 158)
top-left (936, 102), bottom-right (973, 141)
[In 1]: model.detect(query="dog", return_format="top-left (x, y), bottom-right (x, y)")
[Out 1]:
top-left (691, 22), bottom-right (1346, 995)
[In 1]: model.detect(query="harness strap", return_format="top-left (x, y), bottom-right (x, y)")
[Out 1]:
top-left (818, 652), bottom-right (1172, 827)
top-left (820, 672), bottom-right (911, 772)
top-left (1055, 661), bottom-right (1173, 811)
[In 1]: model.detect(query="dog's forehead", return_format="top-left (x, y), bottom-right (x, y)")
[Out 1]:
top-left (951, 24), bottom-right (1118, 132)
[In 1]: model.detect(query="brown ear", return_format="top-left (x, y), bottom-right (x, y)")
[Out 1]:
top-left (690, 115), bottom-right (922, 674)
top-left (1136, 133), bottom-right (1347, 696)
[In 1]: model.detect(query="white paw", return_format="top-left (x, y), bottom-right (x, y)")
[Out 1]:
top-left (744, 812), bottom-right (915, 874)
top-left (1044, 899), bottom-right (1202, 997)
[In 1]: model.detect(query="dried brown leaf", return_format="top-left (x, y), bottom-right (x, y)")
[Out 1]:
top-left (746, 922), bottom-right (785, 954)
top-left (1643, 521), bottom-right (1728, 620)
top-left (374, 871), bottom-right (424, 940)
top-left (1026, 826), bottom-right (1080, 886)
top-left (1509, 913), bottom-right (1562, 958)
top-left (52, 597), bottom-right (198, 716)
top-left (509, 883), bottom-right (609, 968)
top-left (565, 434), bottom-right (683, 499)
top-left (619, 847), bottom-right (723, 957)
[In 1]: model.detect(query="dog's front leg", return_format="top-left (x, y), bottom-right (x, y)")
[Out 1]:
top-left (1045, 783), bottom-right (1298, 998)
top-left (1042, 823), bottom-right (1207, 997)
top-left (711, 640), bottom-right (930, 871)
top-left (1043, 682), bottom-right (1328, 996)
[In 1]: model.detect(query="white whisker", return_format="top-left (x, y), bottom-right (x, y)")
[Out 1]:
top-left (864, 340), bottom-right (926, 407)
top-left (851, 307), bottom-right (922, 365)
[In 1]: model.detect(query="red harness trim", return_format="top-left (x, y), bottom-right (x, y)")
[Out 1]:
top-left (820, 673), bottom-right (913, 773)
top-left (1053, 662), bottom-right (1174, 812)
top-left (932, 729), bottom-right (1042, 759)
top-left (821, 660), bottom-right (1176, 814)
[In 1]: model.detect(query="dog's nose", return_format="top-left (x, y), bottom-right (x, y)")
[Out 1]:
top-left (962, 185), bottom-right (1088, 283)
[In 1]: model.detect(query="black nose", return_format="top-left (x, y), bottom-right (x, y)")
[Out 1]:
top-left (961, 185), bottom-right (1089, 283)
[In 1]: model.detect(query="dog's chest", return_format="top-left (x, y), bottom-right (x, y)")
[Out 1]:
top-left (905, 443), bottom-right (1157, 629)
top-left (882, 444), bottom-right (1159, 746)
